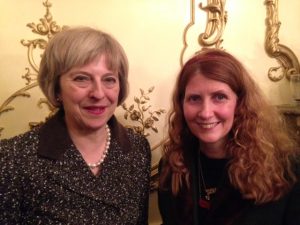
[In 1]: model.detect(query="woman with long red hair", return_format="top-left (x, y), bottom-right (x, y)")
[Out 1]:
top-left (158, 48), bottom-right (300, 225)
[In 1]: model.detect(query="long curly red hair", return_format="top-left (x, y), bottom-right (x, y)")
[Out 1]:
top-left (160, 48), bottom-right (299, 204)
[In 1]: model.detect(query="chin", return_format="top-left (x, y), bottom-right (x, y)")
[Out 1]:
top-left (198, 137), bottom-right (221, 145)
top-left (83, 122), bottom-right (106, 130)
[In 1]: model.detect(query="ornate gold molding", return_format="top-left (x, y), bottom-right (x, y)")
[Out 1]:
top-left (264, 0), bottom-right (300, 81)
top-left (180, 0), bottom-right (227, 66)
top-left (180, 0), bottom-right (196, 67)
top-left (0, 0), bottom-right (66, 136)
top-left (198, 0), bottom-right (227, 48)
top-left (121, 86), bottom-right (166, 137)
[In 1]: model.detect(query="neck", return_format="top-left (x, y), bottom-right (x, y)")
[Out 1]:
top-left (70, 124), bottom-right (111, 175)
top-left (199, 142), bottom-right (227, 159)
top-left (69, 125), bottom-right (108, 154)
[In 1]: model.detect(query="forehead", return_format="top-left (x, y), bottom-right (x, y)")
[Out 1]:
top-left (67, 55), bottom-right (114, 74)
top-left (186, 73), bottom-right (233, 91)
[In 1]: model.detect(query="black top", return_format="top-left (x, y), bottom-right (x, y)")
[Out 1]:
top-left (158, 153), bottom-right (300, 225)
top-left (197, 153), bottom-right (228, 224)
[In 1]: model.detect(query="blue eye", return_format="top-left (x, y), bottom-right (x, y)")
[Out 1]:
top-left (186, 94), bottom-right (201, 103)
top-left (214, 93), bottom-right (227, 101)
top-left (190, 95), bottom-right (200, 101)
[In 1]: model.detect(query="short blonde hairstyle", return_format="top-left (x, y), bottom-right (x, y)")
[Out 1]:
top-left (38, 26), bottom-right (129, 107)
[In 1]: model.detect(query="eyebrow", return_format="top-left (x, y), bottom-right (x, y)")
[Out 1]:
top-left (68, 70), bottom-right (116, 76)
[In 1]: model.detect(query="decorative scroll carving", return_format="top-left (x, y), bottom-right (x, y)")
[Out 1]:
top-left (180, 0), bottom-right (227, 66)
top-left (0, 0), bottom-right (67, 136)
top-left (121, 86), bottom-right (166, 137)
top-left (180, 0), bottom-right (196, 66)
top-left (264, 0), bottom-right (300, 81)
top-left (199, 0), bottom-right (227, 48)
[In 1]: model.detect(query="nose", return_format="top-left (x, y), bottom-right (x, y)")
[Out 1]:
top-left (89, 81), bottom-right (105, 99)
top-left (197, 100), bottom-right (213, 119)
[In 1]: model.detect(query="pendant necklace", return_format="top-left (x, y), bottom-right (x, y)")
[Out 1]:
top-left (198, 153), bottom-right (217, 209)
top-left (87, 124), bottom-right (111, 169)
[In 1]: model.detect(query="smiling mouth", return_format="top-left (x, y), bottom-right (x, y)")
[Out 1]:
top-left (85, 106), bottom-right (106, 114)
top-left (198, 122), bottom-right (219, 129)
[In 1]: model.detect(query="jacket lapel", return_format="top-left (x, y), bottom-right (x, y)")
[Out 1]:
top-left (37, 111), bottom-right (133, 207)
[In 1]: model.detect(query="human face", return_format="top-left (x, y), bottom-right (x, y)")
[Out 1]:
top-left (58, 55), bottom-right (119, 134)
top-left (183, 73), bottom-right (237, 158)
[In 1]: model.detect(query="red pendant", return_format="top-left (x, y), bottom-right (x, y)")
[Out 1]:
top-left (199, 198), bottom-right (211, 209)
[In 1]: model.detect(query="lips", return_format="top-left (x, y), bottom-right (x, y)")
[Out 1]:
top-left (198, 122), bottom-right (220, 129)
top-left (84, 106), bottom-right (106, 115)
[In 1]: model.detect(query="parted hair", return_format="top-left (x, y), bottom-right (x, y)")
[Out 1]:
top-left (160, 48), bottom-right (299, 204)
top-left (38, 26), bottom-right (129, 107)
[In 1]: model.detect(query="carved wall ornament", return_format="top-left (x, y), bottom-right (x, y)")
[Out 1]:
top-left (180, 0), bottom-right (227, 66)
top-left (180, 0), bottom-right (196, 67)
top-left (0, 0), bottom-right (67, 136)
top-left (121, 86), bottom-right (166, 137)
top-left (264, 0), bottom-right (300, 81)
top-left (198, 0), bottom-right (227, 48)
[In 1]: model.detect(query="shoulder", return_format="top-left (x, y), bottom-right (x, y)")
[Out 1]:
top-left (282, 181), bottom-right (300, 224)
top-left (289, 158), bottom-right (300, 197)
top-left (108, 116), bottom-right (151, 166)
top-left (125, 128), bottom-right (151, 159)
top-left (0, 128), bottom-right (39, 155)
top-left (0, 128), bottom-right (40, 172)
top-left (109, 116), bottom-right (150, 153)
top-left (126, 128), bottom-right (150, 146)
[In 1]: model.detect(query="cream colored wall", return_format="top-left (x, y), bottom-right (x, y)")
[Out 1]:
top-left (0, 1), bottom-right (300, 224)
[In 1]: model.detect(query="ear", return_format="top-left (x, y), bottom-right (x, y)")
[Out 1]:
top-left (55, 92), bottom-right (62, 105)
top-left (234, 98), bottom-right (240, 115)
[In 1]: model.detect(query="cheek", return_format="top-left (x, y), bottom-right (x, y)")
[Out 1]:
top-left (60, 87), bottom-right (83, 104)
top-left (107, 87), bottom-right (120, 102)
top-left (221, 105), bottom-right (236, 123)
top-left (183, 104), bottom-right (195, 121)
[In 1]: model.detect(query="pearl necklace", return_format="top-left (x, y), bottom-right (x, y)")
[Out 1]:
top-left (87, 124), bottom-right (111, 169)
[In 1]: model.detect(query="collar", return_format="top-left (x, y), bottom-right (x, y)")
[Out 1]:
top-left (37, 110), bottom-right (131, 159)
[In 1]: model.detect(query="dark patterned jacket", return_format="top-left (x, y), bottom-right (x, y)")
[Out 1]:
top-left (0, 111), bottom-right (151, 225)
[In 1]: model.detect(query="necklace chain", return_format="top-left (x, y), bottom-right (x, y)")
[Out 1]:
top-left (198, 155), bottom-right (217, 201)
top-left (87, 124), bottom-right (111, 169)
